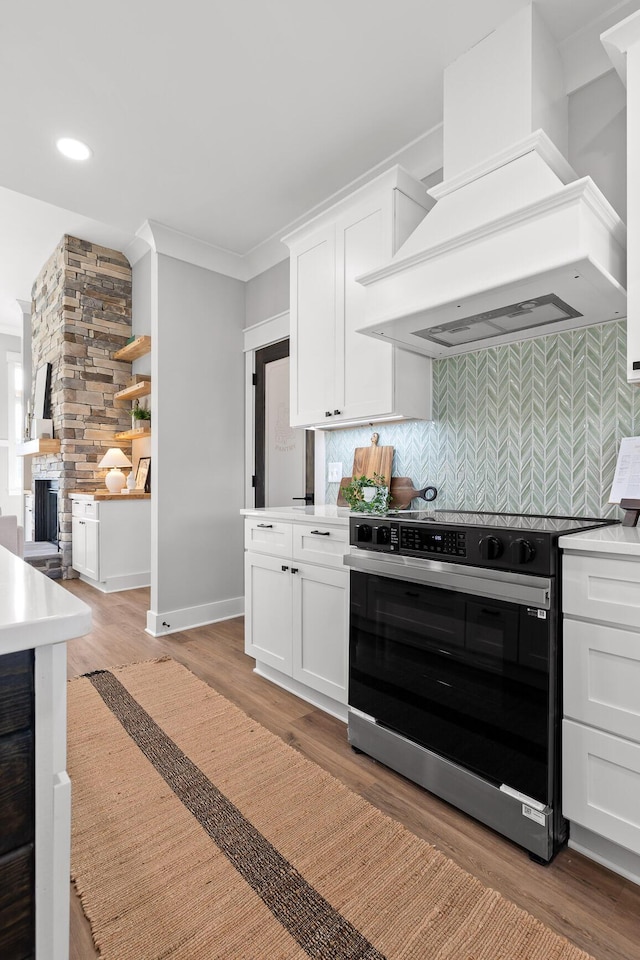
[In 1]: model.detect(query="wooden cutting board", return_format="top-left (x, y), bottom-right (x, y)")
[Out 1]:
top-left (337, 477), bottom-right (437, 509)
top-left (351, 433), bottom-right (393, 486)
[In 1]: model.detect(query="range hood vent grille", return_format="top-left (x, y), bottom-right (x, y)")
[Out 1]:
top-left (416, 294), bottom-right (582, 348)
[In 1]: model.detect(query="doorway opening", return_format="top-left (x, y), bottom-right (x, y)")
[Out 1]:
top-left (254, 339), bottom-right (314, 508)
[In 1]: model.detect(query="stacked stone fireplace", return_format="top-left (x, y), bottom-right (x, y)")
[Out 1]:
top-left (30, 235), bottom-right (134, 577)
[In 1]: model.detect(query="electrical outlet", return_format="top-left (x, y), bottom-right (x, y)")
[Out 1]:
top-left (327, 461), bottom-right (343, 483)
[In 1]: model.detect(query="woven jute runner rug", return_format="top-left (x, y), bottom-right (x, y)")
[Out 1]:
top-left (68, 657), bottom-right (594, 960)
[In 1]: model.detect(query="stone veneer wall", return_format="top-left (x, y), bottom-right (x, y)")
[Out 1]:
top-left (30, 235), bottom-right (133, 577)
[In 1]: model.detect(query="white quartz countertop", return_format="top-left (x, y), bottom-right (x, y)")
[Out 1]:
top-left (241, 505), bottom-right (351, 524)
top-left (0, 546), bottom-right (92, 656)
top-left (559, 523), bottom-right (640, 558)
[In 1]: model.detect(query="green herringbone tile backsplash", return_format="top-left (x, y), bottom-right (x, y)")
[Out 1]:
top-left (325, 320), bottom-right (640, 518)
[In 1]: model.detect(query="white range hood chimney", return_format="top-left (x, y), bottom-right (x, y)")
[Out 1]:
top-left (356, 4), bottom-right (627, 358)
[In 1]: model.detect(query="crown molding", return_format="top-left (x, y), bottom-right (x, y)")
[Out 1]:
top-left (601, 7), bottom-right (640, 85)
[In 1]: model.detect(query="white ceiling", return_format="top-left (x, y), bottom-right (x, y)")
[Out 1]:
top-left (0, 0), bottom-right (637, 332)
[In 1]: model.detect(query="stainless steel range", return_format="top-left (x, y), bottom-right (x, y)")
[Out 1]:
top-left (345, 510), bottom-right (615, 862)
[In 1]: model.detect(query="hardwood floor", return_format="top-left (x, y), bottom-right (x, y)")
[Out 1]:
top-left (64, 579), bottom-right (640, 960)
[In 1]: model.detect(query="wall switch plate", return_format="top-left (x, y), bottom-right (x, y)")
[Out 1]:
top-left (327, 461), bottom-right (343, 483)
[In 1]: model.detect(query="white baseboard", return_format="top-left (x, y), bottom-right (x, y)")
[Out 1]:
top-left (254, 662), bottom-right (347, 723)
top-left (79, 571), bottom-right (150, 593)
top-left (569, 823), bottom-right (640, 886)
top-left (145, 596), bottom-right (245, 636)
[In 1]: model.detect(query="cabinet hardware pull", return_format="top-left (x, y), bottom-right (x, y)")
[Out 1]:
top-left (310, 530), bottom-right (330, 536)
top-left (333, 409), bottom-right (341, 415)
top-left (291, 567), bottom-right (299, 574)
top-left (325, 411), bottom-right (332, 417)
top-left (281, 565), bottom-right (289, 572)
top-left (257, 523), bottom-right (273, 528)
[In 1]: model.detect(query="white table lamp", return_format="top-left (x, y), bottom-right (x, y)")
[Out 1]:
top-left (99, 447), bottom-right (132, 494)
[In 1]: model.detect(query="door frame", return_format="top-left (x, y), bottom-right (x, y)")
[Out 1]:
top-left (244, 312), bottom-right (320, 509)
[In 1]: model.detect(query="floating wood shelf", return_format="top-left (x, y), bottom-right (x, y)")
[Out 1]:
top-left (114, 378), bottom-right (152, 402)
top-left (113, 335), bottom-right (151, 362)
top-left (114, 427), bottom-right (152, 441)
top-left (17, 438), bottom-right (61, 457)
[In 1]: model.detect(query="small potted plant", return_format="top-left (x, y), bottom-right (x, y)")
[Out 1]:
top-left (342, 473), bottom-right (390, 514)
top-left (131, 400), bottom-right (151, 432)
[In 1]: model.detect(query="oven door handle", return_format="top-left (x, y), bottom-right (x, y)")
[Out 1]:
top-left (344, 550), bottom-right (552, 609)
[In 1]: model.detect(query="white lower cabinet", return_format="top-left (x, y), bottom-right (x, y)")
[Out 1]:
top-left (72, 513), bottom-right (99, 580)
top-left (71, 496), bottom-right (151, 592)
top-left (561, 544), bottom-right (640, 882)
top-left (244, 517), bottom-right (349, 717)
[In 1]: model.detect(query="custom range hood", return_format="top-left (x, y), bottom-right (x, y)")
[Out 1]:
top-left (356, 4), bottom-right (627, 358)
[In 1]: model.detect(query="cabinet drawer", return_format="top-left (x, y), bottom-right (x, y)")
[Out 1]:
top-left (563, 719), bottom-right (640, 856)
top-left (245, 519), bottom-right (292, 558)
top-left (0, 730), bottom-right (34, 857)
top-left (293, 523), bottom-right (348, 568)
top-left (71, 499), bottom-right (99, 519)
top-left (564, 619), bottom-right (640, 743)
top-left (0, 651), bottom-right (33, 737)
top-left (0, 843), bottom-right (34, 960)
top-left (563, 553), bottom-right (640, 628)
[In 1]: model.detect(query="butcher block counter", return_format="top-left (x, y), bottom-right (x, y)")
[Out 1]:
top-left (68, 490), bottom-right (150, 500)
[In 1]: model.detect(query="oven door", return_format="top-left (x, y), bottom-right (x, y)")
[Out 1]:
top-left (346, 551), bottom-right (555, 805)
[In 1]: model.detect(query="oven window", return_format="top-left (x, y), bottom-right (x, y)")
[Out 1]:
top-left (349, 571), bottom-right (553, 803)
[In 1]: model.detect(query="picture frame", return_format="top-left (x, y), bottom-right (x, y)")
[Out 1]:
top-left (135, 457), bottom-right (151, 493)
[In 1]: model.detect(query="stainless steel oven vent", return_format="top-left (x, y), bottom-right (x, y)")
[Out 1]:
top-left (415, 294), bottom-right (582, 348)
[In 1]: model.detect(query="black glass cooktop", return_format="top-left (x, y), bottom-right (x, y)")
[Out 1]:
top-left (375, 509), bottom-right (615, 534)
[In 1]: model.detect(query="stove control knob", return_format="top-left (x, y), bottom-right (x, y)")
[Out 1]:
top-left (509, 538), bottom-right (536, 564)
top-left (374, 525), bottom-right (390, 545)
top-left (479, 535), bottom-right (503, 560)
top-left (355, 523), bottom-right (372, 543)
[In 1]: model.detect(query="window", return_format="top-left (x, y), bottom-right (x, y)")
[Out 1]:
top-left (7, 352), bottom-right (23, 496)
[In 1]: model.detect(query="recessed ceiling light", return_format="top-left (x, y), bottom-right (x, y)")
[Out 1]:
top-left (56, 137), bottom-right (92, 161)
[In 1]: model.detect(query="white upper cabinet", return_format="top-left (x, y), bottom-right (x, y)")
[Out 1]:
top-left (285, 166), bottom-right (433, 428)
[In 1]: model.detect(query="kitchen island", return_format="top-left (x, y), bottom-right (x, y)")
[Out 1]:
top-left (0, 546), bottom-right (91, 959)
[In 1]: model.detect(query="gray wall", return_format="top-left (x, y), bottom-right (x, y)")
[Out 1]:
top-left (244, 257), bottom-right (289, 328)
top-left (568, 69), bottom-right (627, 218)
top-left (152, 253), bottom-right (245, 620)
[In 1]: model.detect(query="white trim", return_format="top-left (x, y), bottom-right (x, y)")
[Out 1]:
top-left (358, 177), bottom-right (626, 286)
top-left (243, 312), bottom-right (291, 508)
top-left (132, 219), bottom-right (248, 279)
top-left (601, 8), bottom-right (640, 85)
top-left (428, 131), bottom-right (577, 201)
top-left (243, 311), bottom-right (290, 352)
top-left (245, 350), bottom-right (255, 509)
top-left (253, 661), bottom-right (347, 723)
top-left (145, 596), bottom-right (244, 636)
top-left (125, 126), bottom-right (443, 284)
top-left (569, 822), bottom-right (640, 886)
top-left (78, 571), bottom-right (151, 593)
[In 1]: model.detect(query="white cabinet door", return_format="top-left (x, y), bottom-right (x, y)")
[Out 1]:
top-left (244, 552), bottom-right (293, 674)
top-left (292, 563), bottom-right (349, 703)
top-left (564, 618), bottom-right (640, 744)
top-left (71, 516), bottom-right (85, 574)
top-left (72, 517), bottom-right (99, 580)
top-left (290, 224), bottom-right (336, 427)
top-left (337, 200), bottom-right (394, 422)
top-left (83, 520), bottom-right (99, 581)
top-left (563, 719), bottom-right (640, 856)
top-left (286, 169), bottom-right (432, 429)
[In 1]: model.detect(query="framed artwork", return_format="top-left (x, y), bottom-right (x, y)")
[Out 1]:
top-left (136, 457), bottom-right (151, 492)
top-left (33, 363), bottom-right (52, 419)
